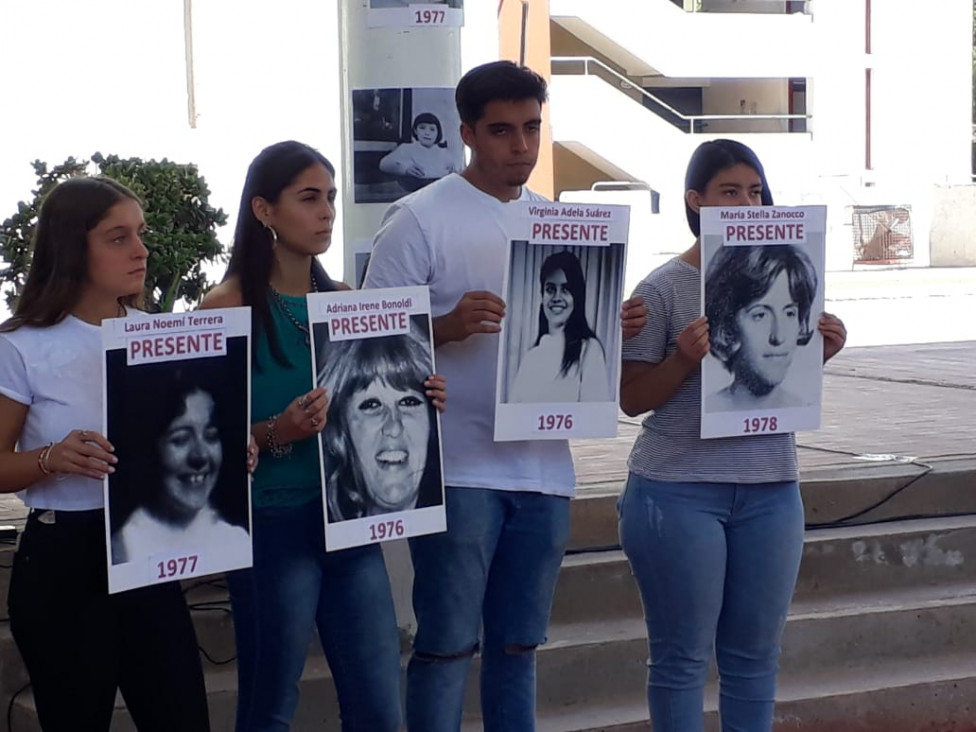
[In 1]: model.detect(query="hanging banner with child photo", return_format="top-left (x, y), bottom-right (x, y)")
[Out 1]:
top-left (351, 87), bottom-right (463, 204)
top-left (103, 308), bottom-right (253, 594)
top-left (494, 202), bottom-right (629, 442)
top-left (699, 205), bottom-right (827, 439)
top-left (308, 286), bottom-right (446, 551)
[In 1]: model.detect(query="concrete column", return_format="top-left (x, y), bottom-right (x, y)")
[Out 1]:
top-left (498, 0), bottom-right (554, 199)
top-left (337, 1), bottom-right (463, 286)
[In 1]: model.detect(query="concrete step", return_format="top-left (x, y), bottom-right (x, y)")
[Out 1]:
top-left (554, 515), bottom-right (976, 626)
top-left (7, 520), bottom-right (972, 723)
top-left (569, 457), bottom-right (976, 550)
top-left (11, 587), bottom-right (976, 731)
top-left (461, 582), bottom-right (976, 722)
top-left (797, 514), bottom-right (976, 600)
top-left (9, 656), bottom-right (351, 732)
top-left (503, 653), bottom-right (976, 731)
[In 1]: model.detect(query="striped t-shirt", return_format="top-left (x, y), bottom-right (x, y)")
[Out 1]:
top-left (623, 257), bottom-right (799, 484)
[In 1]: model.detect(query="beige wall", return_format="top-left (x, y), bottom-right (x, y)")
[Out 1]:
top-left (499, 0), bottom-right (554, 198)
top-left (930, 186), bottom-right (976, 267)
top-left (550, 23), bottom-right (646, 106)
top-left (702, 79), bottom-right (790, 133)
top-left (553, 143), bottom-right (627, 198)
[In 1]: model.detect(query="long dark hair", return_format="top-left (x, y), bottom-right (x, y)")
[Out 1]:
top-left (2, 177), bottom-right (142, 332)
top-left (534, 250), bottom-right (599, 377)
top-left (224, 141), bottom-right (338, 368)
top-left (107, 342), bottom-right (249, 539)
top-left (684, 139), bottom-right (773, 237)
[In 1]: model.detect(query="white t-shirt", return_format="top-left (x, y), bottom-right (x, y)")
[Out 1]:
top-left (0, 316), bottom-right (108, 510)
top-left (364, 173), bottom-right (576, 497)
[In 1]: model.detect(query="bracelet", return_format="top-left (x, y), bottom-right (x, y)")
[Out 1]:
top-left (266, 414), bottom-right (293, 459)
top-left (37, 443), bottom-right (54, 475)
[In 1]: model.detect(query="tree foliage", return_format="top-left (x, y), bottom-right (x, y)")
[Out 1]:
top-left (0, 154), bottom-right (227, 313)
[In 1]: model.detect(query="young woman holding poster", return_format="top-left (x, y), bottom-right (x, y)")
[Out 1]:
top-left (0, 177), bottom-right (216, 731)
top-left (201, 140), bottom-right (445, 731)
top-left (617, 139), bottom-right (847, 732)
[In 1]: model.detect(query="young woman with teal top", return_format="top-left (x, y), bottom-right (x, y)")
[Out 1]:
top-left (201, 140), bottom-right (446, 731)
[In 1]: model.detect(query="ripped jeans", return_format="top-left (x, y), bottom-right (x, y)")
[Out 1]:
top-left (405, 486), bottom-right (570, 732)
top-left (618, 474), bottom-right (804, 732)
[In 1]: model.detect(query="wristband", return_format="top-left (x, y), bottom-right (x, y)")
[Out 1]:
top-left (266, 414), bottom-right (293, 459)
top-left (37, 443), bottom-right (55, 475)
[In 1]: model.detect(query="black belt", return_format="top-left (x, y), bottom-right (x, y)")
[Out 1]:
top-left (27, 508), bottom-right (104, 526)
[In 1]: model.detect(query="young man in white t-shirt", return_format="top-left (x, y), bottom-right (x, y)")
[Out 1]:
top-left (364, 60), bottom-right (645, 731)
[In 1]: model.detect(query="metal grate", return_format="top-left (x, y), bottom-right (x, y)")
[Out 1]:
top-left (852, 205), bottom-right (913, 264)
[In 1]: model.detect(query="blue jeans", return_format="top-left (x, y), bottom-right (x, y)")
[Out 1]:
top-left (227, 500), bottom-right (402, 732)
top-left (618, 475), bottom-right (804, 732)
top-left (406, 486), bottom-right (571, 732)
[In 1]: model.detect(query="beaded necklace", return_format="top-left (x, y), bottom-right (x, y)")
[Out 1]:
top-left (269, 275), bottom-right (318, 346)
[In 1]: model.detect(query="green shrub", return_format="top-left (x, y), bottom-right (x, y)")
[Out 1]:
top-left (0, 153), bottom-right (227, 313)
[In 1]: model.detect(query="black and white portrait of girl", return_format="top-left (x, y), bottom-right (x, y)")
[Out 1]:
top-left (501, 243), bottom-right (624, 405)
top-left (352, 87), bottom-right (463, 204)
top-left (315, 316), bottom-right (443, 523)
top-left (378, 112), bottom-right (463, 191)
top-left (704, 244), bottom-right (821, 413)
top-left (107, 341), bottom-right (250, 566)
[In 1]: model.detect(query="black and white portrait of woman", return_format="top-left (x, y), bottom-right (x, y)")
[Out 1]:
top-left (315, 316), bottom-right (443, 523)
top-left (502, 244), bottom-right (624, 405)
top-left (107, 342), bottom-right (250, 566)
top-left (704, 244), bottom-right (820, 413)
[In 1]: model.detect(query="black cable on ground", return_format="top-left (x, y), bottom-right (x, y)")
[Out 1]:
top-left (804, 459), bottom-right (933, 529)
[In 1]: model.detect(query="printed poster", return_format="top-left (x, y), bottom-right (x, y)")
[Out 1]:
top-left (352, 87), bottom-right (463, 204)
top-left (494, 202), bottom-right (629, 441)
top-left (103, 308), bottom-right (252, 594)
top-left (700, 205), bottom-right (827, 439)
top-left (366, 0), bottom-right (464, 28)
top-left (309, 286), bottom-right (446, 551)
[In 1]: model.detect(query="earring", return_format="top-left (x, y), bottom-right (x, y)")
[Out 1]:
top-left (263, 222), bottom-right (279, 246)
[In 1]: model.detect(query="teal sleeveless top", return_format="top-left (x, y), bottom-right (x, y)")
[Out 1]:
top-left (251, 293), bottom-right (322, 509)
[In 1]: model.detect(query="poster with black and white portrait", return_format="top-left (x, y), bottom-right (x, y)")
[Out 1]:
top-left (700, 206), bottom-right (827, 439)
top-left (494, 202), bottom-right (629, 442)
top-left (308, 286), bottom-right (445, 551)
top-left (350, 238), bottom-right (374, 289)
top-left (352, 87), bottom-right (463, 204)
top-left (367, 0), bottom-right (463, 28)
top-left (103, 308), bottom-right (252, 594)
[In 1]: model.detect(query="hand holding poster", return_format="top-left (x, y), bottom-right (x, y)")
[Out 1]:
top-left (494, 202), bottom-right (630, 441)
top-left (309, 286), bottom-right (446, 551)
top-left (103, 307), bottom-right (252, 594)
top-left (700, 205), bottom-right (827, 439)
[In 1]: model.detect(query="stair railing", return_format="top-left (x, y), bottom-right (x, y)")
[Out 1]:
top-left (551, 56), bottom-right (810, 134)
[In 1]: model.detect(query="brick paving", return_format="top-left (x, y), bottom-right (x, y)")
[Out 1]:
top-left (575, 340), bottom-right (976, 487)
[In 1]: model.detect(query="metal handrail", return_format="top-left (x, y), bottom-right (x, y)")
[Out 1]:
top-left (684, 0), bottom-right (812, 13)
top-left (551, 56), bottom-right (810, 134)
